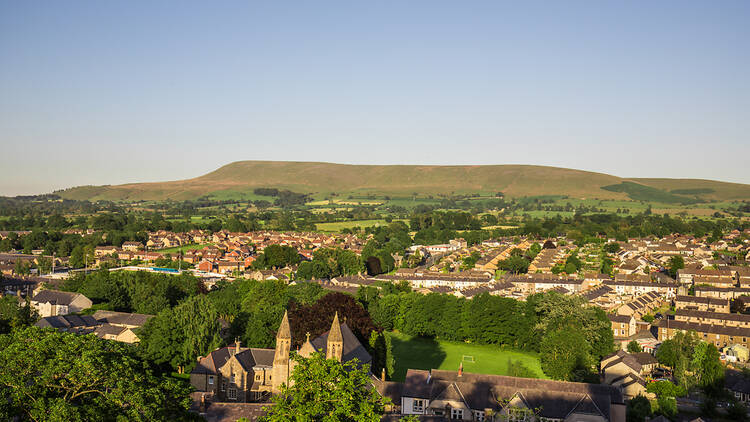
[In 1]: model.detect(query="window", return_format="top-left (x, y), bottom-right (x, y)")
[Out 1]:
top-left (221, 380), bottom-right (226, 391)
top-left (255, 374), bottom-right (261, 381)
top-left (451, 408), bottom-right (463, 419)
top-left (230, 374), bottom-right (236, 384)
top-left (227, 387), bottom-right (237, 400)
top-left (473, 411), bottom-right (485, 421)
top-left (208, 375), bottom-right (214, 385)
top-left (412, 399), bottom-right (424, 413)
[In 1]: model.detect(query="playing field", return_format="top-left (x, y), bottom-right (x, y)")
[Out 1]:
top-left (387, 332), bottom-right (547, 382)
top-left (155, 243), bottom-right (214, 254)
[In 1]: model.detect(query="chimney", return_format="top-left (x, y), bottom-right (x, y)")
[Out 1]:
top-left (235, 338), bottom-right (241, 355)
top-left (381, 367), bottom-right (386, 382)
top-left (458, 362), bottom-right (463, 377)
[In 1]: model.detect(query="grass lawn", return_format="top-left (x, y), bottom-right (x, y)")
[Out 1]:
top-left (387, 331), bottom-right (547, 382)
top-left (156, 243), bottom-right (214, 254)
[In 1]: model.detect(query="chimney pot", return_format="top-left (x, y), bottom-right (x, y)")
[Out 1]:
top-left (381, 367), bottom-right (386, 382)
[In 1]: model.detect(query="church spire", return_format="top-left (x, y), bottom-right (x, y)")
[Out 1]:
top-left (326, 311), bottom-right (344, 361)
top-left (277, 310), bottom-right (291, 340)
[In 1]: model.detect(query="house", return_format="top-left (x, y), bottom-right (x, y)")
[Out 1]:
top-left (675, 295), bottom-right (730, 313)
top-left (600, 350), bottom-right (657, 399)
top-left (616, 291), bottom-right (663, 319)
top-left (657, 319), bottom-right (750, 349)
top-left (190, 311), bottom-right (371, 402)
top-left (675, 309), bottom-right (750, 328)
top-left (122, 241), bottom-right (145, 252)
top-left (400, 368), bottom-right (625, 421)
top-left (91, 310), bottom-right (154, 343)
top-left (725, 370), bottom-right (750, 403)
top-left (31, 290), bottom-right (92, 317)
top-left (608, 314), bottom-right (637, 339)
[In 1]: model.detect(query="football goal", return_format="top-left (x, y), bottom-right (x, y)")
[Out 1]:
top-left (462, 355), bottom-right (475, 363)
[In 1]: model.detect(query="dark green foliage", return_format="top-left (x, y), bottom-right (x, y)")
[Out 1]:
top-left (668, 255), bottom-right (684, 278)
top-left (539, 327), bottom-right (592, 381)
top-left (0, 327), bottom-right (194, 421)
top-left (288, 292), bottom-right (377, 349)
top-left (670, 188), bottom-right (715, 195)
top-left (627, 340), bottom-right (642, 353)
top-left (252, 244), bottom-right (302, 269)
top-left (0, 296), bottom-right (37, 334)
top-left (62, 269), bottom-right (202, 314)
top-left (601, 182), bottom-right (699, 204)
top-left (138, 295), bottom-right (222, 373)
top-left (296, 247), bottom-right (363, 279)
top-left (626, 395), bottom-right (652, 422)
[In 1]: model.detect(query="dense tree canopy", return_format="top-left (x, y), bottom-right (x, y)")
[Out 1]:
top-left (0, 327), bottom-right (195, 421)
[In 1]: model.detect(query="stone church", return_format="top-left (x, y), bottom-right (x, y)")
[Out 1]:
top-left (190, 310), bottom-right (372, 402)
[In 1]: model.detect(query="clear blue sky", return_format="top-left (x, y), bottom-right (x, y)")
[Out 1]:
top-left (1, 1), bottom-right (748, 196)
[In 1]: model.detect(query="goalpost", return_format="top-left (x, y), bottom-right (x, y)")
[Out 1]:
top-left (462, 355), bottom-right (475, 363)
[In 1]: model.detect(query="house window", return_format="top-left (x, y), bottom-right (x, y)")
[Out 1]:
top-left (227, 387), bottom-right (237, 400)
top-left (473, 410), bottom-right (485, 421)
top-left (412, 399), bottom-right (424, 412)
top-left (230, 374), bottom-right (235, 384)
top-left (255, 374), bottom-right (261, 381)
top-left (208, 375), bottom-right (214, 385)
top-left (451, 408), bottom-right (463, 419)
top-left (221, 380), bottom-right (226, 391)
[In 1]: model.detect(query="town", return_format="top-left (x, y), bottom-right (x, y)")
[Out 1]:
top-left (3, 1), bottom-right (749, 421)
top-left (2, 205), bottom-right (750, 421)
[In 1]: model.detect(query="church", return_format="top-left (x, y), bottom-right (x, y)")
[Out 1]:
top-left (190, 310), bottom-right (372, 403)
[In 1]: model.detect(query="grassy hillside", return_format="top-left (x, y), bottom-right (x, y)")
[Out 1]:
top-left (57, 161), bottom-right (750, 202)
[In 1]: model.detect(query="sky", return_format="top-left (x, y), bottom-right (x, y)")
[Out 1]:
top-left (1, 1), bottom-right (749, 196)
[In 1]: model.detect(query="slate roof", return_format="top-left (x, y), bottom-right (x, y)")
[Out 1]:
top-left (310, 322), bottom-right (372, 365)
top-left (93, 323), bottom-right (128, 337)
top-left (35, 314), bottom-right (98, 329)
top-left (402, 369), bottom-right (622, 420)
top-left (93, 310), bottom-right (154, 327)
top-left (31, 290), bottom-right (84, 306)
top-left (191, 345), bottom-right (276, 376)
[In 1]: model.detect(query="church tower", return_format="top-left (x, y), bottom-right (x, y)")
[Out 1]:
top-left (326, 312), bottom-right (344, 362)
top-left (272, 310), bottom-right (292, 392)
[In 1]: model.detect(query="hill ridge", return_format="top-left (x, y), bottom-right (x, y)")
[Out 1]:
top-left (57, 161), bottom-right (750, 202)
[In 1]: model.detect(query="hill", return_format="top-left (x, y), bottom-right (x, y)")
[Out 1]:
top-left (57, 161), bottom-right (750, 202)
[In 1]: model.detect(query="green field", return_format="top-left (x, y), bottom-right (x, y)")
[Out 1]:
top-left (156, 243), bottom-right (214, 254)
top-left (387, 332), bottom-right (547, 382)
top-left (315, 219), bottom-right (391, 232)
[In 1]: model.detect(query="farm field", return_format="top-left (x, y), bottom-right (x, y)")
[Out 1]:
top-left (315, 219), bottom-right (398, 232)
top-left (387, 332), bottom-right (547, 382)
top-left (155, 243), bottom-right (214, 254)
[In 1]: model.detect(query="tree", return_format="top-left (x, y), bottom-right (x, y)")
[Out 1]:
top-left (668, 255), bottom-right (684, 278)
top-left (627, 340), bottom-right (642, 353)
top-left (626, 395), bottom-right (651, 422)
top-left (540, 326), bottom-right (592, 381)
top-left (0, 327), bottom-right (194, 421)
top-left (138, 295), bottom-right (221, 373)
top-left (0, 296), bottom-right (37, 334)
top-left (260, 352), bottom-right (387, 421)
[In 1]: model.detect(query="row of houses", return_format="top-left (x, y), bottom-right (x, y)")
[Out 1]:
top-left (35, 310), bottom-right (153, 343)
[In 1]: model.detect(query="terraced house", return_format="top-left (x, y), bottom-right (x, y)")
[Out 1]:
top-left (400, 368), bottom-right (625, 421)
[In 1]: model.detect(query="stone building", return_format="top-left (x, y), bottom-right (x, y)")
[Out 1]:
top-left (190, 311), bottom-right (371, 403)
